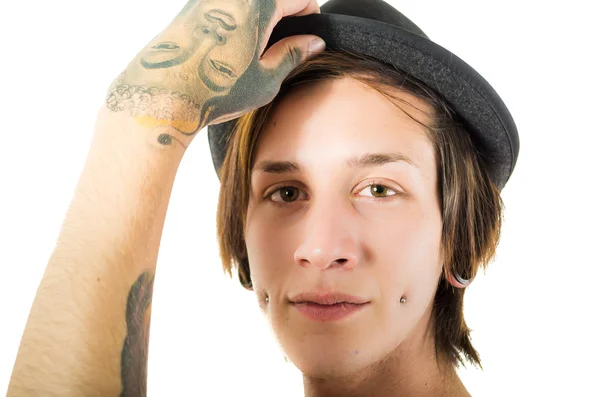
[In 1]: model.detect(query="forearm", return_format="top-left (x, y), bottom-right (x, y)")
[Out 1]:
top-left (7, 106), bottom-right (186, 396)
top-left (7, 0), bottom-right (325, 392)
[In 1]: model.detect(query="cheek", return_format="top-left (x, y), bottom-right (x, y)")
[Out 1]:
top-left (245, 213), bottom-right (293, 288)
top-left (360, 203), bottom-right (442, 298)
top-left (359, 201), bottom-right (442, 263)
top-left (367, 217), bottom-right (441, 343)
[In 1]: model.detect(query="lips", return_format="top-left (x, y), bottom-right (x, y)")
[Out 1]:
top-left (292, 301), bottom-right (368, 322)
top-left (209, 59), bottom-right (236, 78)
top-left (289, 291), bottom-right (369, 305)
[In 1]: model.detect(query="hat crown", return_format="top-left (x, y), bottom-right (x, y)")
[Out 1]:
top-left (321, 0), bottom-right (428, 39)
top-left (207, 0), bottom-right (519, 190)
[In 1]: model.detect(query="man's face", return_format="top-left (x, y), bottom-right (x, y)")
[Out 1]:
top-left (244, 77), bottom-right (444, 378)
top-left (139, 0), bottom-right (258, 93)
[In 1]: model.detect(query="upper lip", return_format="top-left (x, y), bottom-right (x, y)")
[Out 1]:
top-left (210, 59), bottom-right (236, 78)
top-left (289, 291), bottom-right (369, 305)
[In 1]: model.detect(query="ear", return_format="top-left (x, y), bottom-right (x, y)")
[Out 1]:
top-left (238, 273), bottom-right (254, 291)
top-left (238, 257), bottom-right (253, 291)
top-left (444, 266), bottom-right (472, 288)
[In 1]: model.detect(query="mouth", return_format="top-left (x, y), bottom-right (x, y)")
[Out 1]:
top-left (291, 301), bottom-right (368, 322)
top-left (289, 292), bottom-right (369, 306)
top-left (209, 59), bottom-right (237, 79)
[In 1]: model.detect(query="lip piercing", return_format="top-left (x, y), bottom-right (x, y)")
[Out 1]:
top-left (265, 295), bottom-right (270, 303)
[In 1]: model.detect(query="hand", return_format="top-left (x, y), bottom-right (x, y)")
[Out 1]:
top-left (105, 0), bottom-right (325, 148)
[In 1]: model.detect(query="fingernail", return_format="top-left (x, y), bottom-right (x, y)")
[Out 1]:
top-left (309, 38), bottom-right (326, 53)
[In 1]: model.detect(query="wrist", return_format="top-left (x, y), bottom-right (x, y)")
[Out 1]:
top-left (93, 105), bottom-right (190, 160)
top-left (104, 73), bottom-right (207, 149)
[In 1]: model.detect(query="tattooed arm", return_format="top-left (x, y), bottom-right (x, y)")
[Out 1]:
top-left (7, 0), bottom-right (324, 395)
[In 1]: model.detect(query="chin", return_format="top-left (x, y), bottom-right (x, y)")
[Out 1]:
top-left (294, 354), bottom-right (369, 380)
top-left (282, 340), bottom-right (377, 379)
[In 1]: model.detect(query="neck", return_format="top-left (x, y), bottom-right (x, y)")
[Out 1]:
top-left (302, 314), bottom-right (470, 397)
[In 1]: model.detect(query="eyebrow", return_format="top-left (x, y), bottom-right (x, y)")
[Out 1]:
top-left (252, 152), bottom-right (417, 175)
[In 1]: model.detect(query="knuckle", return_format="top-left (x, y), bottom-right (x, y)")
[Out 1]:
top-left (286, 44), bottom-right (303, 67)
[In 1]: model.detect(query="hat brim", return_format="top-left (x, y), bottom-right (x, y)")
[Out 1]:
top-left (207, 13), bottom-right (519, 190)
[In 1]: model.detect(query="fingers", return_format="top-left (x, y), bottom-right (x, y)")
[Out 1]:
top-left (280, 0), bottom-right (320, 17)
top-left (260, 34), bottom-right (326, 82)
top-left (258, 0), bottom-right (321, 59)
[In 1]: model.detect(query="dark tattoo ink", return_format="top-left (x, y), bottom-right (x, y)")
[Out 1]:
top-left (106, 0), bottom-right (305, 147)
top-left (120, 271), bottom-right (155, 397)
top-left (106, 75), bottom-right (202, 125)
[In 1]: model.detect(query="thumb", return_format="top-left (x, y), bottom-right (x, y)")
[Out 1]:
top-left (260, 35), bottom-right (326, 82)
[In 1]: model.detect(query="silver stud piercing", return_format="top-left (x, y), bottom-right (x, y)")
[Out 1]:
top-left (400, 297), bottom-right (407, 304)
top-left (265, 295), bottom-right (270, 303)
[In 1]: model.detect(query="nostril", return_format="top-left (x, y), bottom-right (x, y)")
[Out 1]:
top-left (193, 25), bottom-right (214, 39)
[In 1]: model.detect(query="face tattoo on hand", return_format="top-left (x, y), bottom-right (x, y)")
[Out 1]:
top-left (107, 0), bottom-right (260, 139)
top-left (140, 0), bottom-right (258, 93)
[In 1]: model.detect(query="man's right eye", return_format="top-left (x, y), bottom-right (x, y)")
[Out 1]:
top-left (267, 186), bottom-right (307, 204)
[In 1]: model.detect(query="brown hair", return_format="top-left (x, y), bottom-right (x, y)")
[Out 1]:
top-left (216, 49), bottom-right (503, 369)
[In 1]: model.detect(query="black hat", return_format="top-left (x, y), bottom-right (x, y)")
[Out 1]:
top-left (207, 0), bottom-right (519, 190)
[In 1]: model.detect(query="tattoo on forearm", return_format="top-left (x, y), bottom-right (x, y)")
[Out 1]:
top-left (120, 271), bottom-right (155, 397)
top-left (106, 75), bottom-right (205, 146)
top-left (105, 0), bottom-right (298, 148)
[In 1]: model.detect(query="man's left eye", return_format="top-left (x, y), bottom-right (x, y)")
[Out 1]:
top-left (358, 184), bottom-right (398, 198)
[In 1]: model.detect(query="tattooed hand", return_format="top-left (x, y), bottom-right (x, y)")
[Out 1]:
top-left (106, 0), bottom-right (325, 148)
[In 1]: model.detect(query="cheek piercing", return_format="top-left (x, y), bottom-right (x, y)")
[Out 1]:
top-left (265, 295), bottom-right (270, 303)
top-left (400, 297), bottom-right (407, 304)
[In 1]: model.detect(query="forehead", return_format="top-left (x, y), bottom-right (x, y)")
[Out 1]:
top-left (252, 77), bottom-right (436, 173)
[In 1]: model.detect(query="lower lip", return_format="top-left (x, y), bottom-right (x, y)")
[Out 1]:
top-left (292, 302), bottom-right (368, 322)
top-left (210, 60), bottom-right (234, 78)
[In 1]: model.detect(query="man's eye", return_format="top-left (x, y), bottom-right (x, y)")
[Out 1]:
top-left (266, 183), bottom-right (399, 205)
top-left (268, 186), bottom-right (303, 203)
top-left (357, 183), bottom-right (398, 198)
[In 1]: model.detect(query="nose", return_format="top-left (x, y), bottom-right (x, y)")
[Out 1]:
top-left (193, 25), bottom-right (218, 41)
top-left (293, 199), bottom-right (361, 271)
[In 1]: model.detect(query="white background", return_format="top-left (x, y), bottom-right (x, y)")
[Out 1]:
top-left (1, 0), bottom-right (599, 395)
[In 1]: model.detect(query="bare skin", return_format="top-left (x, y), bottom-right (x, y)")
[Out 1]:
top-left (6, 0), bottom-right (324, 395)
top-left (7, 1), bottom-right (471, 396)
top-left (247, 78), bottom-right (471, 397)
